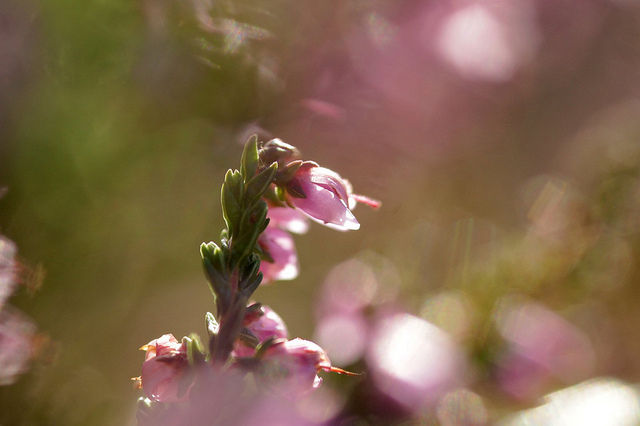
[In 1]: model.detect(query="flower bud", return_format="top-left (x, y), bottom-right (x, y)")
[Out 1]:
top-left (258, 139), bottom-right (301, 169)
top-left (260, 338), bottom-right (332, 391)
top-left (139, 334), bottom-right (192, 402)
top-left (285, 164), bottom-right (360, 231)
top-left (258, 227), bottom-right (298, 283)
top-left (234, 304), bottom-right (288, 358)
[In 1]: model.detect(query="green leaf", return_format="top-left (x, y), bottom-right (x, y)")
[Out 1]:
top-left (245, 302), bottom-right (263, 315)
top-left (221, 172), bottom-right (242, 235)
top-left (242, 273), bottom-right (263, 297)
top-left (274, 186), bottom-right (286, 202)
top-left (201, 243), bottom-right (231, 307)
top-left (258, 216), bottom-right (270, 234)
top-left (201, 242), bottom-right (225, 274)
top-left (262, 186), bottom-right (286, 207)
top-left (277, 160), bottom-right (303, 184)
top-left (239, 253), bottom-right (261, 294)
top-left (233, 201), bottom-right (269, 259)
top-left (254, 241), bottom-right (274, 263)
top-left (238, 328), bottom-right (259, 347)
top-left (230, 170), bottom-right (244, 198)
top-left (254, 336), bottom-right (286, 358)
top-left (183, 334), bottom-right (206, 365)
top-left (205, 312), bottom-right (219, 337)
top-left (245, 162), bottom-right (278, 204)
top-left (241, 135), bottom-right (259, 180)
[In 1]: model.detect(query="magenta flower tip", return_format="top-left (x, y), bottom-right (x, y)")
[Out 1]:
top-left (286, 165), bottom-right (362, 232)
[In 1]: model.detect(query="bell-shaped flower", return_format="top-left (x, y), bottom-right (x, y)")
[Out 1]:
top-left (139, 334), bottom-right (192, 402)
top-left (259, 338), bottom-right (355, 392)
top-left (260, 338), bottom-right (332, 391)
top-left (285, 163), bottom-right (360, 231)
top-left (258, 227), bottom-right (298, 284)
top-left (234, 304), bottom-right (288, 358)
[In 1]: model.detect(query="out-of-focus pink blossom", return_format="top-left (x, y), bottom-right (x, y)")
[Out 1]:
top-left (234, 304), bottom-right (288, 357)
top-left (436, 3), bottom-right (539, 82)
top-left (495, 299), bottom-right (595, 400)
top-left (260, 338), bottom-right (338, 392)
top-left (0, 306), bottom-right (35, 386)
top-left (140, 334), bottom-right (191, 402)
top-left (502, 378), bottom-right (640, 426)
top-left (0, 236), bottom-right (17, 310)
top-left (300, 98), bottom-right (346, 121)
top-left (285, 164), bottom-right (360, 231)
top-left (258, 226), bottom-right (298, 283)
top-left (367, 313), bottom-right (465, 410)
top-left (137, 368), bottom-right (329, 426)
top-left (495, 351), bottom-right (550, 401)
top-left (314, 312), bottom-right (368, 366)
top-left (267, 207), bottom-right (309, 234)
top-left (318, 259), bottom-right (380, 316)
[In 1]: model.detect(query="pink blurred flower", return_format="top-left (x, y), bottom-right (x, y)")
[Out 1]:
top-left (300, 98), bottom-right (346, 121)
top-left (138, 368), bottom-right (329, 426)
top-left (0, 236), bottom-right (18, 310)
top-left (285, 163), bottom-right (360, 231)
top-left (258, 226), bottom-right (298, 283)
top-left (495, 299), bottom-right (595, 400)
top-left (260, 338), bottom-right (338, 392)
top-left (495, 351), bottom-right (550, 401)
top-left (0, 307), bottom-right (35, 386)
top-left (436, 3), bottom-right (539, 82)
top-left (317, 259), bottom-right (380, 316)
top-left (234, 304), bottom-right (288, 357)
top-left (314, 312), bottom-right (368, 367)
top-left (367, 313), bottom-right (465, 410)
top-left (140, 334), bottom-right (192, 402)
top-left (267, 207), bottom-right (309, 234)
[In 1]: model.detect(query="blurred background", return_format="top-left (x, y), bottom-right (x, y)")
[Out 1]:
top-left (2, 0), bottom-right (640, 424)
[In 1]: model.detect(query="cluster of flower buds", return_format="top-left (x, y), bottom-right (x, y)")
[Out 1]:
top-left (134, 137), bottom-right (378, 413)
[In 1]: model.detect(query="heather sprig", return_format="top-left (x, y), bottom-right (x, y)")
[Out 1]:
top-left (200, 136), bottom-right (278, 362)
top-left (135, 136), bottom-right (377, 413)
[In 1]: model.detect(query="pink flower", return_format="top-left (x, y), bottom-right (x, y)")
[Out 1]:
top-left (260, 338), bottom-right (333, 391)
top-left (495, 299), bottom-right (595, 400)
top-left (234, 304), bottom-right (288, 357)
top-left (366, 313), bottom-right (464, 410)
top-left (258, 226), bottom-right (298, 283)
top-left (0, 237), bottom-right (18, 310)
top-left (267, 207), bottom-right (309, 234)
top-left (140, 334), bottom-right (192, 402)
top-left (0, 307), bottom-right (35, 386)
top-left (285, 164), bottom-right (360, 231)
